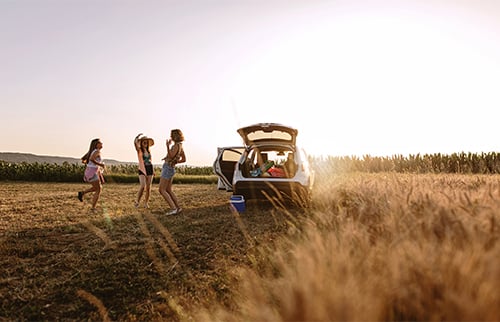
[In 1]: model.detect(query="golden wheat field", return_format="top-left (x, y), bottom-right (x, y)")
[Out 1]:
top-left (1, 173), bottom-right (499, 321)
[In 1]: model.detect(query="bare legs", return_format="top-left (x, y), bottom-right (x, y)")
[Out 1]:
top-left (159, 177), bottom-right (181, 214)
top-left (79, 180), bottom-right (102, 210)
top-left (136, 175), bottom-right (153, 208)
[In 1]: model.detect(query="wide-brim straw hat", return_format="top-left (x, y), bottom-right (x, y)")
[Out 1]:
top-left (139, 136), bottom-right (154, 146)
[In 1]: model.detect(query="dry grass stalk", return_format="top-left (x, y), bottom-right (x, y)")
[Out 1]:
top-left (135, 213), bottom-right (166, 275)
top-left (143, 212), bottom-right (181, 254)
top-left (76, 289), bottom-right (111, 322)
top-left (81, 221), bottom-right (116, 250)
top-left (229, 207), bottom-right (254, 248)
top-left (195, 173), bottom-right (500, 321)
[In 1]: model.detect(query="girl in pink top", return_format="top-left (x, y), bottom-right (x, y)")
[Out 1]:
top-left (78, 138), bottom-right (105, 211)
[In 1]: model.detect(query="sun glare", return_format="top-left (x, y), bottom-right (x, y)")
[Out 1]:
top-left (226, 4), bottom-right (500, 159)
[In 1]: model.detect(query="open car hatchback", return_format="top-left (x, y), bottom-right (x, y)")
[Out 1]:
top-left (213, 123), bottom-right (314, 206)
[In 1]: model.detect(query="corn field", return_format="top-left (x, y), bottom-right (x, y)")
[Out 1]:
top-left (311, 152), bottom-right (500, 175)
top-left (1, 152), bottom-right (500, 183)
top-left (0, 161), bottom-right (215, 183)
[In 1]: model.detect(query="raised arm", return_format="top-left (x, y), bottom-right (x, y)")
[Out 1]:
top-left (166, 140), bottom-right (177, 159)
top-left (134, 133), bottom-right (143, 151)
top-left (177, 148), bottom-right (186, 164)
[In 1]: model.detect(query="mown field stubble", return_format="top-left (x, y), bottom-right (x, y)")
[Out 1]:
top-left (1, 173), bottom-right (500, 321)
top-left (0, 182), bottom-right (293, 320)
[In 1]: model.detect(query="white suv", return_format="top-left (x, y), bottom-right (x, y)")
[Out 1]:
top-left (214, 123), bottom-right (314, 205)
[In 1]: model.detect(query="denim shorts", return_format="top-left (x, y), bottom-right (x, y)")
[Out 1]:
top-left (161, 163), bottom-right (175, 179)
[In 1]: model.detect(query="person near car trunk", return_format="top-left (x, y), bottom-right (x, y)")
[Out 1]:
top-left (284, 152), bottom-right (297, 177)
top-left (159, 129), bottom-right (186, 215)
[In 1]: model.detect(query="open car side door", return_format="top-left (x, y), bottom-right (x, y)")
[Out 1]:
top-left (213, 147), bottom-right (245, 191)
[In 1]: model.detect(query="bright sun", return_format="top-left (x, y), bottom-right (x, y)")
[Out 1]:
top-left (225, 3), bottom-right (500, 158)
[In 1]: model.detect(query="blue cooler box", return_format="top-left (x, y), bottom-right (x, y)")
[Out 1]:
top-left (230, 195), bottom-right (246, 212)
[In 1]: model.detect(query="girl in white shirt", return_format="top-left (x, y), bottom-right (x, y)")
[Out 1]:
top-left (78, 138), bottom-right (105, 211)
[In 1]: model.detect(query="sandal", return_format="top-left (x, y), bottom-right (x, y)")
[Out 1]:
top-left (165, 209), bottom-right (178, 216)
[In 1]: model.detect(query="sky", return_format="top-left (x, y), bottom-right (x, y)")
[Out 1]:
top-left (1, 0), bottom-right (499, 166)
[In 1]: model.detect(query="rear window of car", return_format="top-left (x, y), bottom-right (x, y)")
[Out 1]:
top-left (246, 130), bottom-right (293, 142)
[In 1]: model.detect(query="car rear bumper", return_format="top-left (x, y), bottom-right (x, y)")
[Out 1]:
top-left (234, 180), bottom-right (311, 201)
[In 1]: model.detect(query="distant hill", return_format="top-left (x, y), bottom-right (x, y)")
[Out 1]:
top-left (0, 152), bottom-right (131, 165)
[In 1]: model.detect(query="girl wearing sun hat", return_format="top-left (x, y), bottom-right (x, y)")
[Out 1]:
top-left (134, 133), bottom-right (155, 208)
